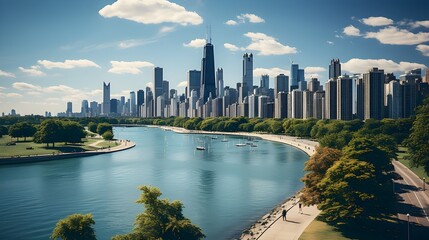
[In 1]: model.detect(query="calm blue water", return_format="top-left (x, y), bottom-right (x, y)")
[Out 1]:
top-left (0, 127), bottom-right (308, 240)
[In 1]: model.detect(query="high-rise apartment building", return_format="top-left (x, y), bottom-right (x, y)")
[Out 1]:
top-left (248, 94), bottom-right (259, 118)
top-left (363, 67), bottom-right (385, 120)
top-left (260, 74), bottom-right (269, 92)
top-left (329, 59), bottom-right (341, 80)
top-left (291, 90), bottom-right (303, 119)
top-left (313, 91), bottom-right (325, 119)
top-left (337, 75), bottom-right (353, 120)
top-left (200, 42), bottom-right (216, 103)
top-left (66, 102), bottom-right (72, 116)
top-left (216, 68), bottom-right (224, 98)
top-left (356, 78), bottom-right (365, 120)
top-left (187, 70), bottom-right (201, 99)
top-left (385, 80), bottom-right (403, 119)
top-left (258, 96), bottom-right (269, 118)
top-left (81, 100), bottom-right (89, 116)
top-left (102, 82), bottom-right (110, 115)
top-left (153, 67), bottom-right (163, 116)
top-left (130, 91), bottom-right (136, 116)
top-left (137, 90), bottom-right (144, 117)
top-left (325, 79), bottom-right (337, 119)
top-left (303, 90), bottom-right (313, 119)
top-left (274, 74), bottom-right (289, 98)
top-left (308, 78), bottom-right (320, 92)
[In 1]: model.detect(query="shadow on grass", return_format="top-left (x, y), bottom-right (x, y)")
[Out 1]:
top-left (43, 145), bottom-right (87, 153)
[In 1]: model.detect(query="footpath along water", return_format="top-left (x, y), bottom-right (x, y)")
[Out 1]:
top-left (0, 127), bottom-right (309, 239)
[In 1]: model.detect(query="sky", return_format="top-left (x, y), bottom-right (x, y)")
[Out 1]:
top-left (0, 0), bottom-right (428, 115)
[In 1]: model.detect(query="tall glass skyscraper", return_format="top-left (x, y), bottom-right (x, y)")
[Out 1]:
top-left (290, 63), bottom-right (299, 90)
top-left (102, 82), bottom-right (110, 115)
top-left (329, 59), bottom-right (341, 80)
top-left (242, 53), bottom-right (253, 100)
top-left (154, 67), bottom-right (163, 116)
top-left (200, 42), bottom-right (216, 103)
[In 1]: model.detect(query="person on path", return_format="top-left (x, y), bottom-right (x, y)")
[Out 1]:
top-left (282, 209), bottom-right (287, 221)
top-left (299, 203), bottom-right (302, 214)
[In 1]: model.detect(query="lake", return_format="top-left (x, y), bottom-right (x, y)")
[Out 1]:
top-left (0, 126), bottom-right (308, 239)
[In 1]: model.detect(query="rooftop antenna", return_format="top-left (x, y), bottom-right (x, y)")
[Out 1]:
top-left (208, 24), bottom-right (212, 44)
top-left (288, 57), bottom-right (293, 64)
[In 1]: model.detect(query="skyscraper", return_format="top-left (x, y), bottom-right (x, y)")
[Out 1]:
top-left (258, 96), bottom-right (269, 118)
top-left (303, 90), bottom-right (313, 119)
top-left (363, 67), bottom-right (385, 120)
top-left (200, 42), bottom-right (216, 103)
top-left (154, 67), bottom-right (163, 116)
top-left (163, 80), bottom-right (169, 100)
top-left (188, 70), bottom-right (201, 99)
top-left (260, 74), bottom-right (269, 90)
top-left (274, 74), bottom-right (288, 98)
top-left (356, 77), bottom-right (365, 120)
top-left (241, 53), bottom-right (253, 102)
top-left (325, 79), bottom-right (337, 119)
top-left (81, 100), bottom-right (89, 116)
top-left (130, 91), bottom-right (136, 116)
top-left (337, 75), bottom-right (353, 120)
top-left (102, 82), bottom-right (110, 115)
top-left (329, 59), bottom-right (341, 80)
top-left (216, 68), bottom-right (224, 98)
top-left (137, 90), bottom-right (144, 117)
top-left (308, 78), bottom-right (320, 92)
top-left (291, 90), bottom-right (303, 119)
top-left (290, 63), bottom-right (299, 90)
top-left (66, 102), bottom-right (72, 116)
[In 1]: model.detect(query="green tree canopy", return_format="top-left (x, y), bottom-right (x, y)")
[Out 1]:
top-left (97, 123), bottom-right (113, 135)
top-left (113, 185), bottom-right (205, 240)
top-left (88, 122), bottom-right (97, 133)
top-left (63, 121), bottom-right (86, 143)
top-left (33, 120), bottom-right (64, 147)
top-left (8, 122), bottom-right (37, 141)
top-left (51, 213), bottom-right (96, 240)
top-left (102, 131), bottom-right (114, 141)
top-left (406, 97), bottom-right (429, 174)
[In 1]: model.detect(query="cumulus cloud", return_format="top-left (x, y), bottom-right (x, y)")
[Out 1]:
top-left (183, 38), bottom-right (206, 48)
top-left (0, 92), bottom-right (22, 98)
top-left (305, 73), bottom-right (322, 80)
top-left (12, 82), bottom-right (42, 91)
top-left (416, 44), bottom-right (429, 56)
top-left (361, 16), bottom-right (393, 26)
top-left (38, 59), bottom-right (100, 69)
top-left (253, 67), bottom-right (290, 77)
top-left (177, 81), bottom-right (187, 88)
top-left (18, 66), bottom-right (45, 76)
top-left (225, 20), bottom-right (238, 25)
top-left (0, 70), bottom-right (15, 78)
top-left (304, 67), bottom-right (326, 73)
top-left (108, 61), bottom-right (154, 74)
top-left (411, 20), bottom-right (429, 28)
top-left (159, 26), bottom-right (176, 34)
top-left (244, 32), bottom-right (297, 55)
top-left (343, 25), bottom-right (361, 36)
top-left (364, 26), bottom-right (429, 45)
top-left (224, 43), bottom-right (243, 52)
top-left (342, 58), bottom-right (427, 74)
top-left (237, 13), bottom-right (265, 23)
top-left (99, 0), bottom-right (203, 26)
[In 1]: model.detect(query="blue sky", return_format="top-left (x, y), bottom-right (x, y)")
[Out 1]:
top-left (1, 0), bottom-right (428, 115)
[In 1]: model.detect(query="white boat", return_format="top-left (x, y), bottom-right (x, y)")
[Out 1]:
top-left (235, 143), bottom-right (247, 147)
top-left (196, 146), bottom-right (206, 150)
top-left (221, 136), bottom-right (228, 142)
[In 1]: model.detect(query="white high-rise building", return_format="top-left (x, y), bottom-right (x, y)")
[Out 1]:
top-left (130, 91), bottom-right (136, 116)
top-left (216, 68), bottom-right (224, 98)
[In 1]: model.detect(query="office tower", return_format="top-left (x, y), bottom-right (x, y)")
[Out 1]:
top-left (241, 53), bottom-right (253, 102)
top-left (163, 80), bottom-right (169, 100)
top-left (66, 102), bottom-right (72, 116)
top-left (216, 68), bottom-right (224, 98)
top-left (90, 101), bottom-right (98, 117)
top-left (189, 89), bottom-right (198, 117)
top-left (363, 67), bottom-right (385, 120)
top-left (170, 93), bottom-right (178, 117)
top-left (258, 96), bottom-right (269, 118)
top-left (248, 94), bottom-right (259, 118)
top-left (154, 67), bottom-right (163, 116)
top-left (298, 79), bottom-right (307, 91)
top-left (156, 95), bottom-right (165, 117)
top-left (385, 73), bottom-right (396, 84)
top-left (102, 82), bottom-right (110, 115)
top-left (400, 68), bottom-right (421, 116)
top-left (188, 70), bottom-right (201, 98)
top-left (110, 99), bottom-right (118, 114)
top-left (212, 98), bottom-right (223, 117)
top-left (203, 96), bottom-right (212, 118)
top-left (386, 80), bottom-right (403, 119)
top-left (81, 100), bottom-right (89, 116)
top-left (290, 63), bottom-right (299, 90)
top-left (313, 91), bottom-right (325, 119)
top-left (274, 74), bottom-right (289, 98)
top-left (260, 74), bottom-right (269, 95)
top-left (329, 59), bottom-right (341, 80)
top-left (145, 87), bottom-right (154, 118)
top-left (303, 90), bottom-right (313, 119)
top-left (287, 92), bottom-right (292, 118)
top-left (298, 69), bottom-right (305, 82)
top-left (275, 91), bottom-right (288, 119)
top-left (137, 90), bottom-right (144, 117)
top-left (337, 75), bottom-right (353, 120)
top-left (11, 109), bottom-right (16, 116)
top-left (308, 78), bottom-right (320, 92)
top-left (291, 90), bottom-right (303, 119)
top-left (325, 79), bottom-right (337, 119)
top-left (200, 41), bottom-right (216, 103)
top-left (356, 78), bottom-right (365, 120)
top-left (130, 91), bottom-right (136, 116)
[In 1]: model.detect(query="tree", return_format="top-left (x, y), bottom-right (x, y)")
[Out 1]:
top-left (318, 159), bottom-right (381, 223)
top-left (51, 213), bottom-right (96, 240)
top-left (63, 121), bottom-right (86, 144)
top-left (102, 131), bottom-right (114, 141)
top-left (114, 186), bottom-right (205, 240)
top-left (33, 119), bottom-right (64, 147)
top-left (0, 125), bottom-right (8, 135)
top-left (301, 147), bottom-right (342, 205)
top-left (8, 122), bottom-right (37, 141)
top-left (406, 97), bottom-right (429, 174)
top-left (318, 131), bottom-right (353, 150)
top-left (88, 122), bottom-right (97, 133)
top-left (97, 123), bottom-right (112, 136)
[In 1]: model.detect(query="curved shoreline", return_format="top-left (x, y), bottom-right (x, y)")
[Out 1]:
top-left (0, 139), bottom-right (136, 165)
top-left (152, 125), bottom-right (321, 240)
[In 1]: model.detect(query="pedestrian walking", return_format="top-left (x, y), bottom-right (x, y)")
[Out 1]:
top-left (282, 209), bottom-right (287, 221)
top-left (299, 203), bottom-right (302, 214)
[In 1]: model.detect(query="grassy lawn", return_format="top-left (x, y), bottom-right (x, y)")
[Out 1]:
top-left (96, 140), bottom-right (119, 148)
top-left (396, 146), bottom-right (429, 183)
top-left (299, 219), bottom-right (349, 240)
top-left (0, 135), bottom-right (110, 158)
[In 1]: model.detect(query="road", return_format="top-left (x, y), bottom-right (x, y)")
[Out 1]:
top-left (392, 160), bottom-right (429, 227)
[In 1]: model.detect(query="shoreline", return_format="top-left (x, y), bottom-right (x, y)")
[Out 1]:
top-left (152, 125), bottom-right (320, 239)
top-left (0, 139), bottom-right (136, 165)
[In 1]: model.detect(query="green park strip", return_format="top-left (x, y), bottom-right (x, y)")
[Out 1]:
top-left (397, 146), bottom-right (429, 182)
top-left (0, 135), bottom-right (112, 158)
top-left (299, 219), bottom-right (348, 240)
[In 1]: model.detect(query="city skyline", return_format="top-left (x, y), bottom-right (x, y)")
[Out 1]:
top-left (1, 0), bottom-right (429, 115)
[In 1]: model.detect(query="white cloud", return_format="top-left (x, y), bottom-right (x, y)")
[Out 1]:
top-left (177, 81), bottom-right (187, 88)
top-left (304, 67), bottom-right (326, 73)
top-left (146, 82), bottom-right (153, 90)
top-left (183, 38), bottom-right (206, 48)
top-left (18, 66), bottom-right (45, 76)
top-left (225, 20), bottom-right (238, 25)
top-left (0, 70), bottom-right (15, 78)
top-left (12, 82), bottom-right (42, 91)
top-left (237, 13), bottom-right (265, 23)
top-left (327, 41), bottom-right (334, 45)
top-left (361, 16), bottom-right (393, 26)
top-left (99, 0), bottom-right (203, 26)
top-left (244, 32), bottom-right (297, 56)
top-left (305, 73), bottom-right (322, 80)
top-left (108, 61), bottom-right (154, 74)
top-left (416, 44), bottom-right (429, 56)
top-left (118, 39), bottom-right (157, 49)
top-left (38, 59), bottom-right (100, 69)
top-left (159, 26), bottom-right (176, 34)
top-left (0, 86), bottom-right (5, 90)
top-left (364, 26), bottom-right (429, 45)
top-left (0, 92), bottom-right (22, 98)
top-left (343, 25), bottom-right (361, 36)
top-left (253, 67), bottom-right (290, 78)
top-left (411, 20), bottom-right (429, 28)
top-left (224, 43), bottom-right (243, 52)
top-left (342, 58), bottom-right (427, 74)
